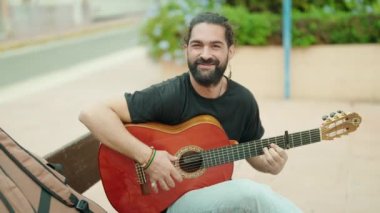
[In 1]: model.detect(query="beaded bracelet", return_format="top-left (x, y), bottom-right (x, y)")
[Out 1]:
top-left (140, 147), bottom-right (156, 170)
top-left (143, 148), bottom-right (156, 170)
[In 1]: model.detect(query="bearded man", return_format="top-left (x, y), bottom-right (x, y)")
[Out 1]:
top-left (80, 12), bottom-right (301, 213)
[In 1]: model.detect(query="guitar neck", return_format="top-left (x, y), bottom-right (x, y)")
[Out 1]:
top-left (201, 128), bottom-right (321, 168)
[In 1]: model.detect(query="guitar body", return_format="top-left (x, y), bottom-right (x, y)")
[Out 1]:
top-left (98, 115), bottom-right (234, 213)
top-left (98, 111), bottom-right (362, 212)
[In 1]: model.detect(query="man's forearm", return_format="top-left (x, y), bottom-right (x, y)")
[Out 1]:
top-left (79, 104), bottom-right (151, 164)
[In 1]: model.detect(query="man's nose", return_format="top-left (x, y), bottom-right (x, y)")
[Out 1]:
top-left (200, 47), bottom-right (212, 60)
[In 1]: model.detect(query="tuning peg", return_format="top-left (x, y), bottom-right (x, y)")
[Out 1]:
top-left (330, 112), bottom-right (336, 117)
top-left (322, 115), bottom-right (329, 121)
top-left (337, 110), bottom-right (346, 116)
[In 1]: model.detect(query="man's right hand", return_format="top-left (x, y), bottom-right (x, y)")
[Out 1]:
top-left (145, 150), bottom-right (183, 193)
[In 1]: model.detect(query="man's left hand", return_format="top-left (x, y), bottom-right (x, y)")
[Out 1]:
top-left (261, 143), bottom-right (288, 175)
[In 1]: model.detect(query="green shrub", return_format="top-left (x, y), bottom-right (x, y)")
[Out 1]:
top-left (141, 0), bottom-right (222, 63)
top-left (226, 0), bottom-right (380, 14)
top-left (141, 1), bottom-right (380, 62)
top-left (222, 6), bottom-right (278, 45)
top-left (292, 11), bottom-right (380, 45)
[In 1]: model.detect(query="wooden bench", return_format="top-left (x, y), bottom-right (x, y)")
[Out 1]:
top-left (45, 134), bottom-right (100, 193)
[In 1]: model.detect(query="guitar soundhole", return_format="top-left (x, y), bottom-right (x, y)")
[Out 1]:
top-left (179, 151), bottom-right (203, 173)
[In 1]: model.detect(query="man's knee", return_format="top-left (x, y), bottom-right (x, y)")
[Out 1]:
top-left (224, 179), bottom-right (302, 212)
top-left (225, 179), bottom-right (273, 208)
top-left (229, 179), bottom-right (272, 199)
top-left (168, 179), bottom-right (301, 213)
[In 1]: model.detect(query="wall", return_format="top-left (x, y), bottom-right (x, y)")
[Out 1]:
top-left (231, 44), bottom-right (380, 102)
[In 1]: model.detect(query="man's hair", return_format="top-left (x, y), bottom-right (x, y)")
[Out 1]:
top-left (184, 12), bottom-right (235, 47)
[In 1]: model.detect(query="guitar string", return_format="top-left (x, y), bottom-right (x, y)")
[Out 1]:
top-left (171, 131), bottom-right (321, 171)
top-left (137, 130), bottom-right (320, 172)
top-left (168, 131), bottom-right (321, 171)
top-left (138, 129), bottom-right (320, 172)
top-left (173, 129), bottom-right (320, 166)
top-left (138, 124), bottom-right (339, 179)
top-left (142, 118), bottom-right (347, 171)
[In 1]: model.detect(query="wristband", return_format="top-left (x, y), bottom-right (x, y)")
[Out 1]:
top-left (143, 148), bottom-right (156, 170)
top-left (140, 146), bottom-right (155, 169)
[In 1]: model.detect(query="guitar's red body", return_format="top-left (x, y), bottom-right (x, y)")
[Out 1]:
top-left (98, 115), bottom-right (234, 213)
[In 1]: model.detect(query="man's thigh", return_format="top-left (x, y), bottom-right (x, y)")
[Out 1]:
top-left (166, 179), bottom-right (301, 213)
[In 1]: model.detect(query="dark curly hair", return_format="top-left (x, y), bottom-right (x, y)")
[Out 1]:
top-left (183, 12), bottom-right (235, 47)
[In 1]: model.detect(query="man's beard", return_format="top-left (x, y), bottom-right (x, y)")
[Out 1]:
top-left (188, 56), bottom-right (227, 87)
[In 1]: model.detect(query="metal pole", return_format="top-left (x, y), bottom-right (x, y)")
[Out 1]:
top-left (283, 0), bottom-right (292, 99)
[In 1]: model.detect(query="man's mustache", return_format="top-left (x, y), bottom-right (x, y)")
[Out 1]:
top-left (195, 57), bottom-right (220, 65)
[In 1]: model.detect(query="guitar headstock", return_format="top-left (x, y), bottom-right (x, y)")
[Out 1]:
top-left (321, 111), bottom-right (361, 140)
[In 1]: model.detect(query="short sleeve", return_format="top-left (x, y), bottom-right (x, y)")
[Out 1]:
top-left (240, 96), bottom-right (265, 142)
top-left (125, 86), bottom-right (162, 123)
top-left (124, 75), bottom-right (186, 124)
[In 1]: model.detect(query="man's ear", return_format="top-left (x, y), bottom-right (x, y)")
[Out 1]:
top-left (228, 44), bottom-right (235, 59)
top-left (183, 44), bottom-right (188, 57)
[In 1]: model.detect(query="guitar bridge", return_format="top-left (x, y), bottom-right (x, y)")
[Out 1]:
top-left (135, 162), bottom-right (150, 195)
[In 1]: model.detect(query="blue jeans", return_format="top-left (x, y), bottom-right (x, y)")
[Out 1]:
top-left (167, 179), bottom-right (302, 213)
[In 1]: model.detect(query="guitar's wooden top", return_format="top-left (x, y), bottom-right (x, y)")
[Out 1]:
top-left (125, 114), bottom-right (223, 134)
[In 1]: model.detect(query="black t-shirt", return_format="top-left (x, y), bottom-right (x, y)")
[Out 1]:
top-left (125, 72), bottom-right (264, 143)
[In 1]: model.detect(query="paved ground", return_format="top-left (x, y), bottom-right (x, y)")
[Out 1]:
top-left (0, 46), bottom-right (379, 213)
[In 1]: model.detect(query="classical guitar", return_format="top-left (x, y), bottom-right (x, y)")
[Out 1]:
top-left (98, 111), bottom-right (361, 213)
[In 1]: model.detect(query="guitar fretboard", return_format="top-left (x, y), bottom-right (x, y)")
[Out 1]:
top-left (201, 128), bottom-right (321, 168)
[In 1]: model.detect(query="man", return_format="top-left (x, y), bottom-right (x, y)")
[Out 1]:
top-left (80, 12), bottom-right (301, 212)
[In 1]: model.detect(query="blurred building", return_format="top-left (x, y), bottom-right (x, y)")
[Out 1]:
top-left (0, 0), bottom-right (153, 41)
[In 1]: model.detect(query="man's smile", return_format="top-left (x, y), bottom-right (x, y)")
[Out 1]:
top-left (198, 64), bottom-right (215, 70)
